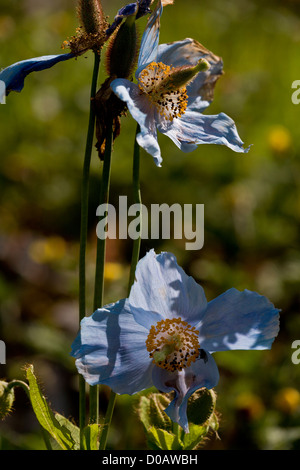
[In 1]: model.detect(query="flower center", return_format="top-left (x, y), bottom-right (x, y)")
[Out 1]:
top-left (146, 317), bottom-right (200, 372)
top-left (138, 62), bottom-right (188, 122)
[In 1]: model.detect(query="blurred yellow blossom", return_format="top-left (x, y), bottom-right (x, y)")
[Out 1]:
top-left (274, 387), bottom-right (300, 414)
top-left (104, 262), bottom-right (125, 282)
top-left (267, 125), bottom-right (292, 154)
top-left (29, 236), bottom-right (67, 264)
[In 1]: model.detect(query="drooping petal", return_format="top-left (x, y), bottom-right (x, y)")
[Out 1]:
top-left (152, 352), bottom-right (219, 432)
top-left (110, 78), bottom-right (162, 165)
top-left (71, 299), bottom-right (154, 394)
top-left (0, 53), bottom-right (75, 95)
top-left (137, 0), bottom-right (163, 72)
top-left (197, 288), bottom-right (280, 353)
top-left (157, 38), bottom-right (224, 112)
top-left (157, 110), bottom-right (250, 154)
top-left (128, 250), bottom-right (207, 330)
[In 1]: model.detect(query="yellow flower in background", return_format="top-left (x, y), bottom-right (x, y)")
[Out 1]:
top-left (104, 262), bottom-right (125, 282)
top-left (29, 236), bottom-right (67, 264)
top-left (268, 125), bottom-right (292, 154)
top-left (274, 387), bottom-right (300, 414)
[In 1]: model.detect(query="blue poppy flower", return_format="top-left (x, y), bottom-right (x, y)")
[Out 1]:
top-left (71, 249), bottom-right (280, 432)
top-left (111, 0), bottom-right (250, 166)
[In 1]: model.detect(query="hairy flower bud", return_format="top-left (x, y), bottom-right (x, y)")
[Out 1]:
top-left (187, 388), bottom-right (216, 426)
top-left (138, 393), bottom-right (172, 431)
top-left (106, 15), bottom-right (138, 79)
top-left (0, 381), bottom-right (15, 420)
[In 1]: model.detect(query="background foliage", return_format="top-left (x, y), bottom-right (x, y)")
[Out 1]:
top-left (0, 0), bottom-right (300, 450)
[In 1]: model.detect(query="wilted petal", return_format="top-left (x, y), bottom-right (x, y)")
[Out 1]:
top-left (158, 110), bottom-right (250, 154)
top-left (152, 352), bottom-right (219, 432)
top-left (197, 288), bottom-right (280, 353)
top-left (129, 250), bottom-right (207, 330)
top-left (157, 38), bottom-right (224, 112)
top-left (105, 3), bottom-right (139, 37)
top-left (110, 78), bottom-right (162, 165)
top-left (71, 299), bottom-right (154, 394)
top-left (0, 53), bottom-right (75, 95)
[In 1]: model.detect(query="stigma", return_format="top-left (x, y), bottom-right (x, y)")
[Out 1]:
top-left (146, 317), bottom-right (200, 372)
top-left (138, 62), bottom-right (188, 121)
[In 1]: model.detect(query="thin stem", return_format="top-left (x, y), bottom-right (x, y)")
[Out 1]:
top-left (89, 118), bottom-right (113, 425)
top-left (98, 124), bottom-right (142, 451)
top-left (172, 421), bottom-right (182, 447)
top-left (6, 380), bottom-right (53, 449)
top-left (6, 380), bottom-right (30, 397)
top-left (127, 124), bottom-right (142, 295)
top-left (79, 50), bottom-right (100, 444)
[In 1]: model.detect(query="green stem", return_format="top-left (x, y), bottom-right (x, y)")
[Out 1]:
top-left (6, 380), bottom-right (53, 449)
top-left (6, 380), bottom-right (30, 397)
top-left (89, 118), bottom-right (113, 425)
top-left (79, 50), bottom-right (100, 445)
top-left (127, 124), bottom-right (142, 295)
top-left (98, 124), bottom-right (142, 450)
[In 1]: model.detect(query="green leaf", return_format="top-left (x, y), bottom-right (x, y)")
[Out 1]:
top-left (181, 423), bottom-right (209, 450)
top-left (25, 364), bottom-right (77, 450)
top-left (55, 413), bottom-right (80, 450)
top-left (147, 427), bottom-right (183, 450)
top-left (82, 424), bottom-right (101, 450)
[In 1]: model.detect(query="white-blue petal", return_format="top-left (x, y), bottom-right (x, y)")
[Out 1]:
top-left (0, 53), bottom-right (75, 95)
top-left (71, 299), bottom-right (154, 394)
top-left (128, 249), bottom-right (207, 330)
top-left (110, 78), bottom-right (162, 166)
top-left (137, 0), bottom-right (163, 73)
top-left (197, 288), bottom-right (280, 352)
top-left (157, 110), bottom-right (250, 154)
top-left (152, 352), bottom-right (219, 432)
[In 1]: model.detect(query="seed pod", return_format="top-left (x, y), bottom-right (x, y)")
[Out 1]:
top-left (77, 0), bottom-right (105, 35)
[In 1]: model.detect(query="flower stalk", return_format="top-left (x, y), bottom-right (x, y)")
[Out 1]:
top-left (79, 50), bottom-right (101, 445)
top-left (98, 123), bottom-right (142, 450)
top-left (89, 117), bottom-right (113, 426)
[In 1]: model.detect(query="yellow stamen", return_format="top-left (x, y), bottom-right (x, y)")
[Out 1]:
top-left (146, 317), bottom-right (200, 372)
top-left (138, 62), bottom-right (188, 121)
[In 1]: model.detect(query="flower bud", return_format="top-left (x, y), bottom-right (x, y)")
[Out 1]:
top-left (138, 392), bottom-right (172, 431)
top-left (0, 381), bottom-right (15, 420)
top-left (106, 14), bottom-right (138, 79)
top-left (187, 388), bottom-right (216, 426)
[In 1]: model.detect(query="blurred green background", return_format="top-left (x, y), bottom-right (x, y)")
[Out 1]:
top-left (0, 0), bottom-right (300, 450)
